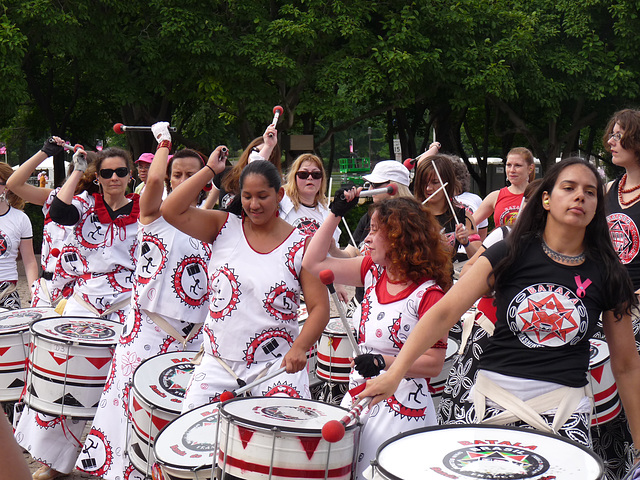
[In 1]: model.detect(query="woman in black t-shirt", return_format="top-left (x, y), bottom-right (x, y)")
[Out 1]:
top-left (360, 159), bottom-right (640, 464)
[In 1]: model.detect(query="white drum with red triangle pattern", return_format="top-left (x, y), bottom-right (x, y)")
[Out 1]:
top-left (587, 338), bottom-right (621, 426)
top-left (316, 319), bottom-right (355, 383)
top-left (25, 316), bottom-right (121, 418)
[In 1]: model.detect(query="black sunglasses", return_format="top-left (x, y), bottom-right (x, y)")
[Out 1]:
top-left (99, 167), bottom-right (129, 179)
top-left (296, 171), bottom-right (323, 180)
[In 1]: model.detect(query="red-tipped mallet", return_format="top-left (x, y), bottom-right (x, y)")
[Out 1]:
top-left (359, 183), bottom-right (398, 198)
top-left (218, 366), bottom-right (287, 402)
top-left (113, 123), bottom-right (177, 135)
top-left (403, 158), bottom-right (416, 170)
top-left (319, 269), bottom-right (360, 356)
top-left (268, 106), bottom-right (283, 137)
top-left (61, 143), bottom-right (83, 153)
top-left (322, 396), bottom-right (372, 443)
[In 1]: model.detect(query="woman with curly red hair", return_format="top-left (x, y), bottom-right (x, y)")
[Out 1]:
top-left (303, 194), bottom-right (452, 480)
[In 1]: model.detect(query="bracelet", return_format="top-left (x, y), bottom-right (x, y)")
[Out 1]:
top-left (205, 164), bottom-right (216, 175)
top-left (461, 239), bottom-right (470, 247)
top-left (157, 140), bottom-right (172, 151)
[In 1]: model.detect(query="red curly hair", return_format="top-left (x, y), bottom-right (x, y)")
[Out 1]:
top-left (372, 197), bottom-right (452, 291)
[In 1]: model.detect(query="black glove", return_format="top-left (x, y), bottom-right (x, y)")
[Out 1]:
top-left (330, 189), bottom-right (359, 217)
top-left (41, 137), bottom-right (64, 156)
top-left (353, 353), bottom-right (386, 377)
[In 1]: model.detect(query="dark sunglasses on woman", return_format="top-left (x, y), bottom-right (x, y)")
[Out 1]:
top-left (99, 167), bottom-right (129, 179)
top-left (296, 171), bottom-right (323, 180)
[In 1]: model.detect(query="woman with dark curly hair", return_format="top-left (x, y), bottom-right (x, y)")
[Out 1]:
top-left (303, 194), bottom-right (452, 480)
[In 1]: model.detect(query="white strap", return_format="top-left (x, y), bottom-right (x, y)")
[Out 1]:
top-left (71, 293), bottom-right (129, 317)
top-left (143, 309), bottom-right (202, 349)
top-left (458, 312), bottom-right (495, 355)
top-left (473, 372), bottom-right (588, 433)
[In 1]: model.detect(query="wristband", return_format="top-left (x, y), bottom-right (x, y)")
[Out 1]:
top-left (205, 164), bottom-right (216, 175)
top-left (461, 238), bottom-right (470, 247)
top-left (157, 140), bottom-right (172, 151)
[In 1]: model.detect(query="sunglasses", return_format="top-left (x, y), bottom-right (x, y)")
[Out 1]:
top-left (99, 167), bottom-right (129, 179)
top-left (296, 171), bottom-right (323, 180)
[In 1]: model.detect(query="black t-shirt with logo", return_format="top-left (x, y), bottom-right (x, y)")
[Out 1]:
top-left (481, 239), bottom-right (613, 387)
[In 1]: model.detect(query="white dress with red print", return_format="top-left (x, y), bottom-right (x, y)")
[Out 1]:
top-left (75, 216), bottom-right (210, 480)
top-left (182, 214), bottom-right (311, 411)
top-left (341, 256), bottom-right (445, 480)
top-left (59, 191), bottom-right (139, 323)
top-left (14, 192), bottom-right (139, 474)
top-left (31, 189), bottom-right (77, 307)
top-left (279, 194), bottom-right (341, 243)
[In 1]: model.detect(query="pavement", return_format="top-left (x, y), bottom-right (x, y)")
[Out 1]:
top-left (14, 257), bottom-right (100, 480)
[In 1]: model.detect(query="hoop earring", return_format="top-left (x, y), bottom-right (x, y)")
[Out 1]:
top-left (93, 179), bottom-right (99, 186)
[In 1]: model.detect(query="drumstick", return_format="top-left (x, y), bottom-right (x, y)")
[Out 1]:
top-left (322, 396), bottom-right (372, 442)
top-left (421, 182), bottom-right (448, 205)
top-left (431, 159), bottom-right (459, 225)
top-left (219, 366), bottom-right (287, 402)
top-left (319, 269), bottom-right (360, 356)
top-left (341, 217), bottom-right (358, 249)
top-left (268, 106), bottom-right (283, 137)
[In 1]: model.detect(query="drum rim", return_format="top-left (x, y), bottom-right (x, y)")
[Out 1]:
top-left (131, 350), bottom-right (198, 413)
top-left (588, 338), bottom-right (610, 369)
top-left (0, 307), bottom-right (60, 332)
top-left (220, 396), bottom-right (359, 434)
top-left (29, 316), bottom-right (121, 346)
top-left (371, 423), bottom-right (605, 480)
top-left (154, 403), bottom-right (220, 469)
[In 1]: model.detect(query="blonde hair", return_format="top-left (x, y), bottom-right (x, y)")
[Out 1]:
top-left (284, 154), bottom-right (328, 210)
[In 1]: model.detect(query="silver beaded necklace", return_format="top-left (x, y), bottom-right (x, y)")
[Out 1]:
top-left (541, 239), bottom-right (585, 264)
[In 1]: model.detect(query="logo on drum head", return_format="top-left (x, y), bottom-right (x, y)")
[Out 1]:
top-left (53, 323), bottom-right (116, 340)
top-left (256, 405), bottom-right (321, 422)
top-left (443, 445), bottom-right (549, 479)
top-left (181, 413), bottom-right (219, 452)
top-left (158, 363), bottom-right (194, 399)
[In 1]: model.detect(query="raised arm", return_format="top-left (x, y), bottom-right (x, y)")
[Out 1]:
top-left (160, 146), bottom-right (228, 244)
top-left (55, 149), bottom-right (87, 205)
top-left (301, 188), bottom-right (363, 287)
top-left (253, 125), bottom-right (278, 163)
top-left (140, 123), bottom-right (172, 222)
top-left (359, 257), bottom-right (493, 405)
top-left (6, 138), bottom-right (64, 205)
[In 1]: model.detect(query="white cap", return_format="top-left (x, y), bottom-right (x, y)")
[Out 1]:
top-left (363, 160), bottom-right (410, 186)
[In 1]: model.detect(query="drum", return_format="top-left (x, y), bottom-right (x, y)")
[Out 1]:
top-left (218, 396), bottom-right (359, 480)
top-left (429, 336), bottom-right (460, 410)
top-left (153, 403), bottom-right (220, 480)
top-left (316, 318), bottom-right (355, 383)
top-left (0, 307), bottom-right (59, 401)
top-left (25, 316), bottom-right (121, 418)
top-left (366, 424), bottom-right (604, 479)
top-left (128, 351), bottom-right (197, 476)
top-left (588, 338), bottom-right (621, 426)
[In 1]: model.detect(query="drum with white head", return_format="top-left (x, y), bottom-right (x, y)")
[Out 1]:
top-left (218, 396), bottom-right (359, 480)
top-left (128, 351), bottom-right (197, 476)
top-left (0, 307), bottom-right (59, 401)
top-left (25, 316), bottom-right (121, 418)
top-left (588, 338), bottom-right (621, 426)
top-left (316, 318), bottom-right (355, 383)
top-left (366, 424), bottom-right (604, 479)
top-left (153, 403), bottom-right (220, 480)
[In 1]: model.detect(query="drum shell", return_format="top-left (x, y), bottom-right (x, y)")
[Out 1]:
top-left (0, 307), bottom-right (60, 401)
top-left (129, 352), bottom-right (196, 474)
top-left (316, 319), bottom-right (354, 383)
top-left (588, 339), bottom-right (621, 426)
top-left (218, 397), bottom-right (358, 480)
top-left (153, 404), bottom-right (220, 480)
top-left (25, 316), bottom-right (120, 419)
top-left (368, 424), bottom-right (604, 480)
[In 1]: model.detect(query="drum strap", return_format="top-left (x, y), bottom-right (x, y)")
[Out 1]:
top-left (458, 312), bottom-right (495, 354)
top-left (213, 355), bottom-right (276, 390)
top-left (72, 293), bottom-right (129, 317)
top-left (142, 309), bottom-right (202, 349)
top-left (0, 281), bottom-right (17, 303)
top-left (472, 372), bottom-right (591, 433)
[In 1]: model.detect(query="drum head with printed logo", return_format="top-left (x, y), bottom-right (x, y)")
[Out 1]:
top-left (324, 318), bottom-right (351, 336)
top-left (30, 316), bottom-right (121, 346)
top-left (220, 396), bottom-right (355, 434)
top-left (589, 338), bottom-right (609, 369)
top-left (371, 424), bottom-right (603, 480)
top-left (0, 307), bottom-right (60, 334)
top-left (154, 403), bottom-right (220, 472)
top-left (132, 351), bottom-right (197, 414)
